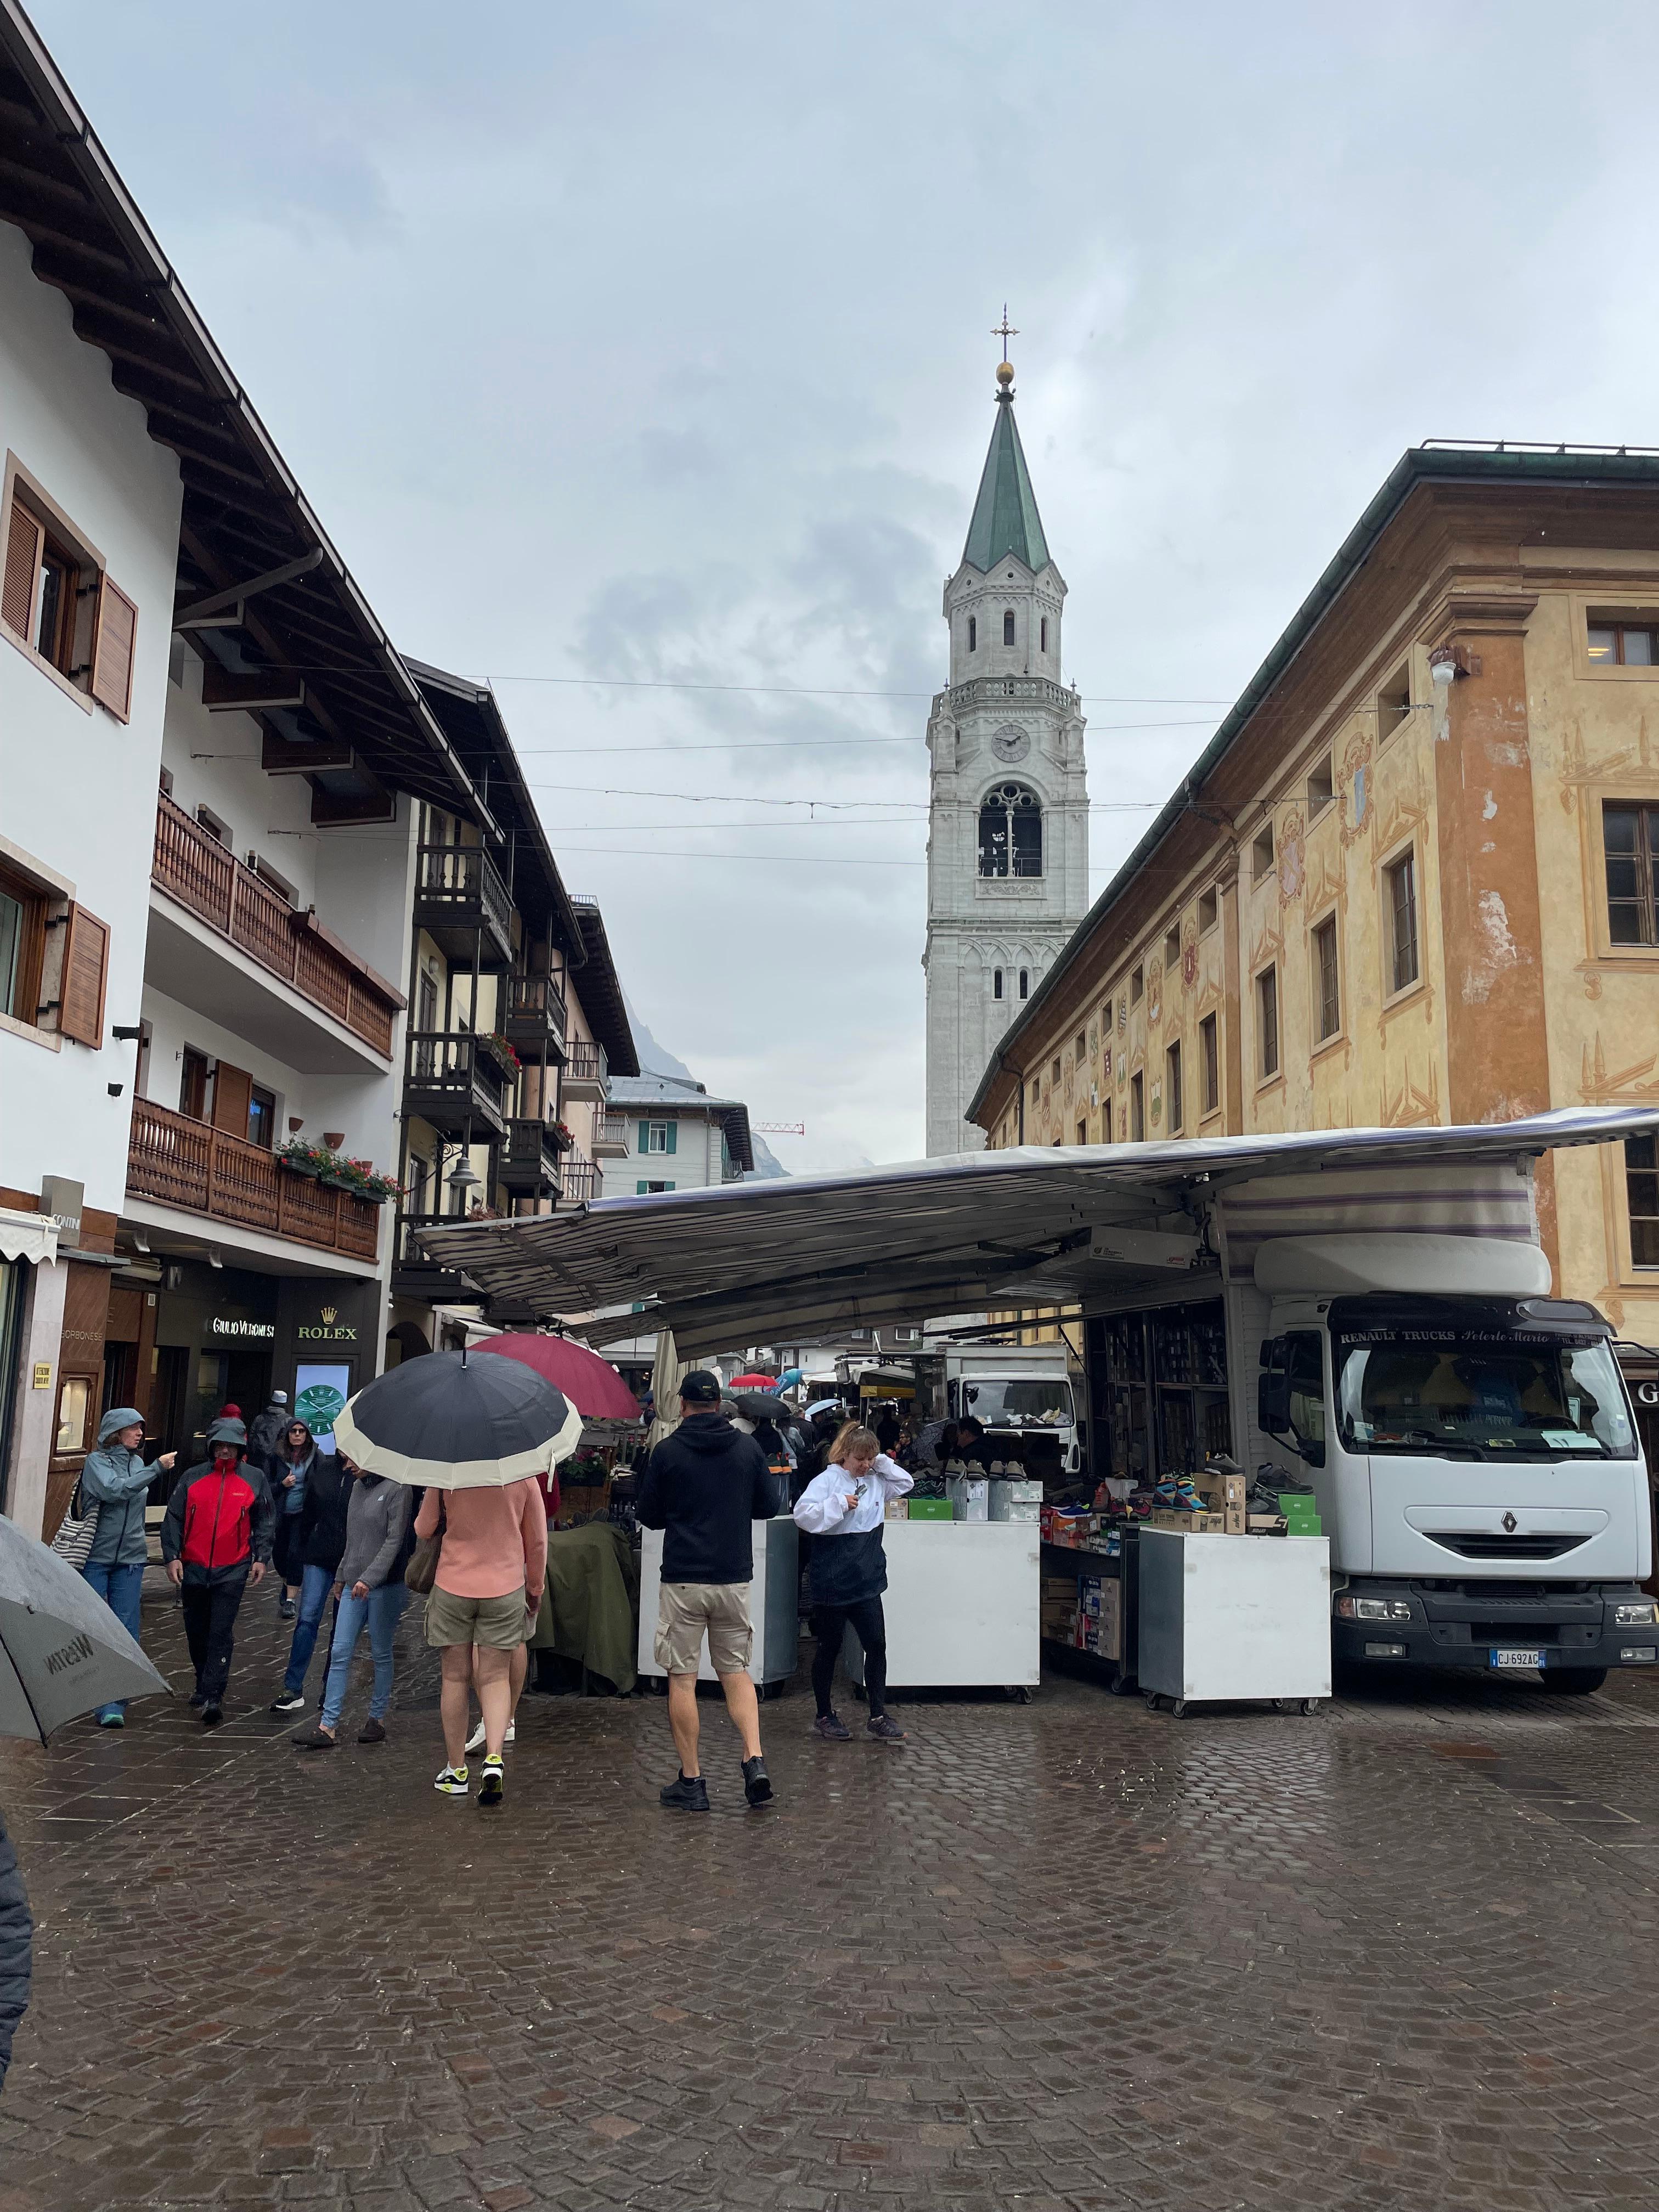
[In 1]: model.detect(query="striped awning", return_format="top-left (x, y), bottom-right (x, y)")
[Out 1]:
top-left (414, 1107), bottom-right (1659, 1359)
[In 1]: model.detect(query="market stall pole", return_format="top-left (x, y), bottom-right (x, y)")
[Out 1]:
top-left (1136, 1528), bottom-right (1330, 1717)
top-left (842, 1520), bottom-right (1040, 1700)
top-left (635, 1517), bottom-right (800, 1695)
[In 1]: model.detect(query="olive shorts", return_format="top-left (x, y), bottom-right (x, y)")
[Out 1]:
top-left (655, 1581), bottom-right (753, 1676)
top-left (424, 1584), bottom-right (528, 1651)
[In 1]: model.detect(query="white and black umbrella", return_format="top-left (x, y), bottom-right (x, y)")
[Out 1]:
top-left (333, 1348), bottom-right (583, 1489)
top-left (0, 1514), bottom-right (170, 1742)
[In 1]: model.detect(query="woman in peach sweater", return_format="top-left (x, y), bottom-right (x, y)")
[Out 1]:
top-left (414, 1477), bottom-right (547, 1807)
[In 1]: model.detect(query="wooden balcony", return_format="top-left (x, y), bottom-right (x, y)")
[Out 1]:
top-left (501, 972), bottom-right (567, 1059)
top-left (151, 793), bottom-right (402, 1057)
top-left (402, 1031), bottom-right (511, 1137)
top-left (562, 1041), bottom-right (608, 1102)
top-left (391, 1210), bottom-right (484, 1305)
top-left (412, 842), bottom-right (512, 968)
top-left (499, 1118), bottom-right (565, 1197)
top-left (128, 1098), bottom-right (382, 1262)
top-left (557, 1150), bottom-right (601, 1206)
top-left (592, 1110), bottom-right (630, 1159)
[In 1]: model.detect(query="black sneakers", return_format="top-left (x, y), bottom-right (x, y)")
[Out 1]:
top-left (269, 1691), bottom-right (306, 1714)
top-left (659, 1771), bottom-right (710, 1812)
top-left (201, 1704), bottom-right (223, 1730)
top-left (741, 1755), bottom-right (774, 1808)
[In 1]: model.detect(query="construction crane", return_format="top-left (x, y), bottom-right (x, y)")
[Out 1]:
top-left (753, 1122), bottom-right (806, 1136)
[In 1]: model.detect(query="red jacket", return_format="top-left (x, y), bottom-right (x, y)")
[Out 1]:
top-left (161, 1456), bottom-right (274, 1583)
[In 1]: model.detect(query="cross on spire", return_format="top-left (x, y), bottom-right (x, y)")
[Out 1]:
top-left (992, 306), bottom-right (1018, 363)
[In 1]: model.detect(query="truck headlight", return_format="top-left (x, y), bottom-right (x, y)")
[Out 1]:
top-left (1615, 1601), bottom-right (1658, 1626)
top-left (1335, 1595), bottom-right (1412, 1623)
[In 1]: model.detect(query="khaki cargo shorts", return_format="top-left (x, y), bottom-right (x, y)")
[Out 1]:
top-left (425, 1584), bottom-right (528, 1651)
top-left (655, 1581), bottom-right (753, 1676)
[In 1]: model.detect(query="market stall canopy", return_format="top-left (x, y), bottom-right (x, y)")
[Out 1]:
top-left (414, 1108), bottom-right (1659, 1360)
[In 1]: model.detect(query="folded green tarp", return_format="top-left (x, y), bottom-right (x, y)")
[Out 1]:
top-left (530, 1521), bottom-right (640, 1694)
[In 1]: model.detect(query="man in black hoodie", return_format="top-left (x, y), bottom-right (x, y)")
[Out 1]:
top-left (636, 1370), bottom-right (785, 1812)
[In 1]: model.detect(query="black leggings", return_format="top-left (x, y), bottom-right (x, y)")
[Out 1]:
top-left (811, 1596), bottom-right (887, 1718)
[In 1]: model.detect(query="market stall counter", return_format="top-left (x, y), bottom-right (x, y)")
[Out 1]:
top-left (843, 1519), bottom-right (1040, 1697)
top-left (636, 1516), bottom-right (800, 1691)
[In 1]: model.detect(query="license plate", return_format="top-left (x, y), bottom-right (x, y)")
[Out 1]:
top-left (1491, 1646), bottom-right (1545, 1670)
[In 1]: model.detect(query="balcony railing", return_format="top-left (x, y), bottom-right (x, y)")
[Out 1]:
top-left (500, 1118), bottom-right (565, 1197)
top-left (592, 1110), bottom-right (630, 1158)
top-left (562, 1041), bottom-right (608, 1098)
top-left (128, 1098), bottom-right (382, 1262)
top-left (151, 793), bottom-right (400, 1057)
top-left (558, 1150), bottom-right (601, 1205)
top-left (392, 1209), bottom-right (486, 1303)
top-left (412, 842), bottom-right (512, 967)
top-left (503, 971), bottom-right (567, 1057)
top-left (402, 1032), bottom-right (511, 1137)
top-left (945, 675), bottom-right (1079, 715)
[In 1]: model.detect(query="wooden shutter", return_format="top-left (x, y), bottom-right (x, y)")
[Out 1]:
top-left (91, 575), bottom-right (137, 721)
top-left (665, 1121), bottom-right (677, 1156)
top-left (211, 1060), bottom-right (253, 1137)
top-left (57, 905), bottom-right (110, 1047)
top-left (637, 1120), bottom-right (650, 1153)
top-left (1, 498), bottom-right (43, 640)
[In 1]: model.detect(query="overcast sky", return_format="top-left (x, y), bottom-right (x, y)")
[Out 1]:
top-left (32, 2), bottom-right (1659, 1168)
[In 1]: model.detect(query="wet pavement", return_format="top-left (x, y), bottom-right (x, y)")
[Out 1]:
top-left (3, 1570), bottom-right (1659, 2211)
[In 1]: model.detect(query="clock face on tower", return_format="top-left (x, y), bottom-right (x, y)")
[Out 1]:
top-left (992, 724), bottom-right (1029, 764)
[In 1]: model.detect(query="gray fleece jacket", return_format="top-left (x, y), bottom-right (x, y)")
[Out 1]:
top-left (334, 1475), bottom-right (413, 1592)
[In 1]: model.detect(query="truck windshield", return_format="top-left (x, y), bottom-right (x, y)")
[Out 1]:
top-left (960, 1378), bottom-right (1075, 1427)
top-left (1334, 1329), bottom-right (1635, 1461)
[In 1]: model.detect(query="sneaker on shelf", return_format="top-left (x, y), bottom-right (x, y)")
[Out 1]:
top-left (741, 1754), bottom-right (774, 1807)
top-left (866, 1713), bottom-right (907, 1742)
top-left (659, 1771), bottom-right (710, 1812)
top-left (811, 1712), bottom-right (852, 1741)
top-left (464, 1717), bottom-right (516, 1755)
top-left (434, 1764), bottom-right (470, 1798)
top-left (269, 1691), bottom-right (307, 1715)
top-left (201, 1705), bottom-right (223, 1730)
top-left (358, 1718), bottom-right (386, 1745)
top-left (478, 1754), bottom-right (505, 1810)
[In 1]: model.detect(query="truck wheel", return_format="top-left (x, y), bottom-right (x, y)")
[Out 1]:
top-left (1540, 1667), bottom-right (1607, 1695)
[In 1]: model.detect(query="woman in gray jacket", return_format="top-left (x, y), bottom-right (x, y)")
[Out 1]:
top-left (78, 1408), bottom-right (176, 1728)
top-left (292, 1457), bottom-right (413, 1751)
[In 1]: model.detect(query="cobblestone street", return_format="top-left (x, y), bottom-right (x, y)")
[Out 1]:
top-left (3, 1572), bottom-right (1659, 2211)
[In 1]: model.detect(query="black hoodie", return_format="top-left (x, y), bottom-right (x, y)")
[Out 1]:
top-left (636, 1414), bottom-right (785, 1584)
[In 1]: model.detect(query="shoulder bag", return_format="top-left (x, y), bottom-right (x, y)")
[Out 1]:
top-left (50, 1479), bottom-right (98, 1572)
top-left (403, 1493), bottom-right (445, 1595)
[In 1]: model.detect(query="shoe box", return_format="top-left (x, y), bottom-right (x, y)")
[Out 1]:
top-left (989, 1477), bottom-right (1043, 1523)
top-left (946, 1475), bottom-right (990, 1522)
top-left (908, 1496), bottom-right (953, 1522)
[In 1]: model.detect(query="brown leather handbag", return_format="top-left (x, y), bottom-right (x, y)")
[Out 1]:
top-left (403, 1493), bottom-right (445, 1595)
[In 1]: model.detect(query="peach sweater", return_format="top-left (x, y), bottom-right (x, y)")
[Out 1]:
top-left (415, 1479), bottom-right (548, 1603)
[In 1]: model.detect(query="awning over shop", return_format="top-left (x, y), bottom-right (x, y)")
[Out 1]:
top-left (414, 1108), bottom-right (1659, 1359)
top-left (0, 1207), bottom-right (58, 1266)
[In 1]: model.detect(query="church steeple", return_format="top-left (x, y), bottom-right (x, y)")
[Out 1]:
top-left (961, 365), bottom-right (1049, 575)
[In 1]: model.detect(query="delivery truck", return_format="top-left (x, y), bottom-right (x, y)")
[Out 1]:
top-left (1085, 1164), bottom-right (1657, 1691)
top-left (913, 1342), bottom-right (1082, 1479)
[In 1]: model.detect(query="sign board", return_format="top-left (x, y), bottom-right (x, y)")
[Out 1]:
top-left (40, 1175), bottom-right (83, 1249)
top-left (294, 1361), bottom-right (352, 1452)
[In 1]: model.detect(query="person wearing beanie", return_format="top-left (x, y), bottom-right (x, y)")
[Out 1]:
top-left (77, 1408), bottom-right (177, 1728)
top-left (160, 1417), bottom-right (274, 1726)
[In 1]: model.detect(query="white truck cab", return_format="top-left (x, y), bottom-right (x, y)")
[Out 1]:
top-left (1252, 1235), bottom-right (1657, 1690)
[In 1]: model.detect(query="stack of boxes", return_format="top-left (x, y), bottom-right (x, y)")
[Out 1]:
top-left (1040, 1575), bottom-right (1077, 1644)
top-left (1279, 1490), bottom-right (1323, 1538)
top-left (1147, 1464), bottom-right (1248, 1536)
top-left (1075, 1574), bottom-right (1121, 1661)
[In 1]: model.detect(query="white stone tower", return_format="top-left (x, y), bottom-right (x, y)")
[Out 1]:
top-left (923, 358), bottom-right (1089, 1154)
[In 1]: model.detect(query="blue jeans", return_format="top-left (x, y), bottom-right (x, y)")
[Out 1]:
top-left (81, 1559), bottom-right (145, 1721)
top-left (321, 1583), bottom-right (408, 1731)
top-left (282, 1563), bottom-right (338, 1696)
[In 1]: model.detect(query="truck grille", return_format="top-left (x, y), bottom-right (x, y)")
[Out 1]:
top-left (1424, 1532), bottom-right (1589, 1561)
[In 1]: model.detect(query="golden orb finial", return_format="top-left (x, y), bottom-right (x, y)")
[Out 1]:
top-left (996, 360), bottom-right (1015, 386)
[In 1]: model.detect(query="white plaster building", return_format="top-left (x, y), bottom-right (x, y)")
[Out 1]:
top-left (923, 363), bottom-right (1089, 1155)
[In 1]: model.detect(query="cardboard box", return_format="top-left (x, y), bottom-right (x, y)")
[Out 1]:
top-left (884, 1497), bottom-right (909, 1522)
top-left (1149, 1508), bottom-right (1226, 1533)
top-left (1040, 1601), bottom-right (1075, 1642)
top-left (1042, 1575), bottom-right (1077, 1599)
top-left (1247, 1513), bottom-right (1288, 1534)
top-left (947, 1476), bottom-right (989, 1523)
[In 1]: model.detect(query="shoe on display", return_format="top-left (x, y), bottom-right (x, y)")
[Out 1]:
top-left (269, 1691), bottom-right (306, 1714)
top-left (812, 1712), bottom-right (852, 1741)
top-left (358, 1718), bottom-right (386, 1745)
top-left (464, 1717), bottom-right (516, 1755)
top-left (659, 1771), bottom-right (710, 1812)
top-left (434, 1764), bottom-right (470, 1797)
top-left (478, 1754), bottom-right (505, 1810)
top-left (866, 1713), bottom-right (907, 1742)
top-left (741, 1754), bottom-right (774, 1807)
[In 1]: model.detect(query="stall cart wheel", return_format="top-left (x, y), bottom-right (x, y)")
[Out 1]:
top-left (1170, 1698), bottom-right (1189, 1719)
top-left (1108, 1670), bottom-right (1137, 1697)
top-left (1012, 1685), bottom-right (1034, 1705)
top-left (1300, 1698), bottom-right (1321, 1716)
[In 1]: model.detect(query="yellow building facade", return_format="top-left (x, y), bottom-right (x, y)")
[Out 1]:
top-left (968, 444), bottom-right (1659, 1341)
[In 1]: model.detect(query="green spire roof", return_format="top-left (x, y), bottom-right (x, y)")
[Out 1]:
top-left (961, 393), bottom-right (1049, 573)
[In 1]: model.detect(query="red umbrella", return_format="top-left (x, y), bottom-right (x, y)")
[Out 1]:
top-left (729, 1370), bottom-right (778, 1391)
top-left (473, 1334), bottom-right (642, 1423)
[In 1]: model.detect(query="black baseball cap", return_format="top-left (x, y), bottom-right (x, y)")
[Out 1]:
top-left (680, 1369), bottom-right (721, 1406)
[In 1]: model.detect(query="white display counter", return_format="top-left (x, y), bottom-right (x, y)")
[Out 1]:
top-left (636, 1516), bottom-right (800, 1688)
top-left (842, 1519), bottom-right (1040, 1692)
top-left (1136, 1530), bottom-right (1330, 1714)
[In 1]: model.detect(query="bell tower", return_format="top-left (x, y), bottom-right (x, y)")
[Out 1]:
top-left (922, 348), bottom-right (1090, 1155)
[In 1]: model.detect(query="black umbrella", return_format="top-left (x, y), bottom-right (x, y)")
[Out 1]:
top-left (730, 1391), bottom-right (792, 1423)
top-left (334, 1349), bottom-right (582, 1489)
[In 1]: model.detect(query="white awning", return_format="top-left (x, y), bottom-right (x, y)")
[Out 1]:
top-left (415, 1107), bottom-right (1659, 1358)
top-left (0, 1206), bottom-right (58, 1266)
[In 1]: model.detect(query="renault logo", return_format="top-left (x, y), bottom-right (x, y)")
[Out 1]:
top-left (1502, 1510), bottom-right (1518, 1534)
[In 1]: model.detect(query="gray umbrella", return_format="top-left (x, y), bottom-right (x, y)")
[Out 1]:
top-left (0, 1514), bottom-right (170, 1742)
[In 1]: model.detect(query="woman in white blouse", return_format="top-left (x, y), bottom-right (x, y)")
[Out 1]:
top-left (792, 1423), bottom-right (913, 1742)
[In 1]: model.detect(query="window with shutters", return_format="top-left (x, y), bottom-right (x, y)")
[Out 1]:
top-left (0, 859), bottom-right (48, 1030)
top-left (55, 905), bottom-right (110, 1047)
top-left (247, 1084), bottom-right (277, 1150)
top-left (639, 1180), bottom-right (674, 1195)
top-left (1, 457), bottom-right (136, 720)
top-left (180, 1048), bottom-right (211, 1121)
top-left (646, 1121), bottom-right (669, 1154)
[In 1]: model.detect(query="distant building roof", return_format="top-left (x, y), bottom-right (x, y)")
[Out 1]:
top-left (608, 1073), bottom-right (752, 1170)
top-left (571, 899), bottom-right (640, 1079)
top-left (961, 391), bottom-right (1049, 574)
